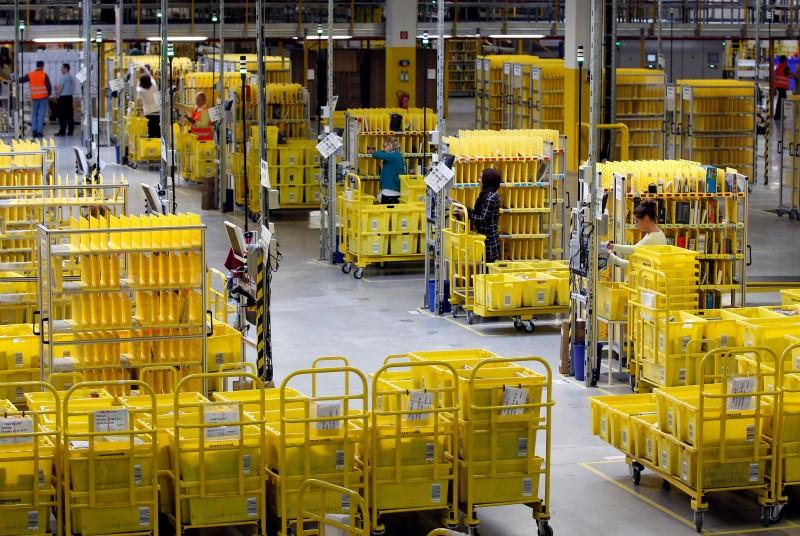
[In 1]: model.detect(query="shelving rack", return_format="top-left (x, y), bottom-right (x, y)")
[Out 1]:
top-left (670, 80), bottom-right (756, 182)
top-left (0, 175), bottom-right (128, 325)
top-left (343, 108), bottom-right (436, 198)
top-left (446, 39), bottom-right (479, 97)
top-left (477, 55), bottom-right (526, 131)
top-left (602, 160), bottom-right (749, 309)
top-left (778, 95), bottom-right (800, 219)
top-left (36, 213), bottom-right (209, 395)
top-left (615, 69), bottom-right (666, 160)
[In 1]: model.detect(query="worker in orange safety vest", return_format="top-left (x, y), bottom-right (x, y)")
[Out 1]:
top-left (185, 92), bottom-right (214, 141)
top-left (19, 60), bottom-right (52, 138)
top-left (773, 55), bottom-right (793, 121)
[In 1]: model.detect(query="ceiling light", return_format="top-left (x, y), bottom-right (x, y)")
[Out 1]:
top-left (302, 35), bottom-right (353, 41)
top-left (488, 33), bottom-right (545, 39)
top-left (33, 37), bottom-right (85, 43)
top-left (146, 36), bottom-right (208, 42)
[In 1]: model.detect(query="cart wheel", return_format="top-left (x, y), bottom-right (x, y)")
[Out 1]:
top-left (662, 479), bottom-right (670, 491)
top-left (762, 505), bottom-right (783, 526)
top-left (452, 305), bottom-right (460, 318)
top-left (793, 209), bottom-right (800, 221)
top-left (537, 521), bottom-right (553, 536)
top-left (513, 318), bottom-right (523, 330)
top-left (694, 511), bottom-right (704, 533)
top-left (342, 263), bottom-right (352, 274)
top-left (129, 162), bottom-right (138, 170)
top-left (467, 526), bottom-right (480, 536)
top-left (629, 374), bottom-right (637, 392)
top-left (630, 463), bottom-right (642, 486)
top-left (353, 268), bottom-right (364, 279)
top-left (790, 211), bottom-right (797, 221)
top-left (524, 320), bottom-right (535, 333)
top-left (467, 311), bottom-right (476, 325)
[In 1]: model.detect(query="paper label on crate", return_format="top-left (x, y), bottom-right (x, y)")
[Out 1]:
top-left (504, 293), bottom-right (512, 307)
top-left (537, 290), bottom-right (546, 304)
top-left (600, 416), bottom-right (607, 434)
top-left (14, 352), bottom-right (22, 367)
top-left (621, 429), bottom-right (628, 447)
top-left (660, 449), bottom-right (668, 468)
top-left (93, 408), bottom-right (129, 433)
top-left (314, 402), bottom-right (342, 431)
top-left (431, 482), bottom-right (442, 503)
top-left (38, 469), bottom-right (45, 489)
top-left (215, 352), bottom-right (225, 368)
top-left (424, 161), bottom-right (455, 193)
top-left (341, 493), bottom-right (351, 512)
top-left (531, 68), bottom-right (541, 81)
top-left (27, 510), bottom-right (39, 531)
top-left (666, 410), bottom-right (674, 431)
top-left (640, 290), bottom-right (656, 309)
top-left (204, 408), bottom-right (241, 440)
top-left (160, 137), bottom-right (168, 162)
top-left (246, 497), bottom-right (258, 517)
top-left (513, 64), bottom-right (522, 77)
top-left (260, 159), bottom-right (271, 188)
top-left (208, 104), bottom-right (223, 123)
top-left (335, 449), bottom-right (345, 470)
top-left (76, 67), bottom-right (87, 84)
top-left (501, 386), bottom-right (528, 416)
top-left (503, 64), bottom-right (511, 75)
top-left (243, 454), bottom-right (251, 475)
top-left (134, 464), bottom-right (143, 486)
top-left (721, 334), bottom-right (729, 348)
top-left (109, 77), bottom-right (124, 92)
top-left (682, 86), bottom-right (692, 100)
top-left (426, 442), bottom-right (435, 462)
top-left (749, 463), bottom-right (760, 482)
top-left (727, 376), bottom-right (757, 411)
top-left (746, 425), bottom-right (755, 444)
top-left (518, 437), bottom-right (529, 457)
top-left (0, 416), bottom-right (33, 445)
top-left (681, 336), bottom-right (691, 353)
top-left (406, 390), bottom-right (433, 421)
top-left (483, 59), bottom-right (491, 72)
top-left (372, 242), bottom-right (380, 254)
top-left (681, 459), bottom-right (689, 482)
top-left (646, 438), bottom-right (653, 458)
top-left (316, 133), bottom-right (343, 159)
top-left (688, 422), bottom-right (695, 442)
top-left (522, 477), bottom-right (533, 498)
top-left (679, 369), bottom-right (686, 385)
top-left (139, 506), bottom-right (150, 528)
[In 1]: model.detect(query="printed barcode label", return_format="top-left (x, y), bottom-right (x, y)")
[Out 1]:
top-left (335, 449), bottom-right (345, 470)
top-left (38, 469), bottom-right (44, 488)
top-left (749, 463), bottom-right (760, 482)
top-left (537, 290), bottom-right (545, 304)
top-left (795, 356), bottom-right (800, 371)
top-left (522, 478), bottom-right (533, 498)
top-left (501, 386), bottom-right (528, 416)
top-left (660, 368), bottom-right (666, 383)
top-left (658, 334), bottom-right (665, 351)
top-left (314, 402), bottom-right (342, 431)
top-left (246, 497), bottom-right (257, 517)
top-left (720, 334), bottom-right (729, 348)
top-left (341, 493), bottom-right (351, 512)
top-left (15, 387), bottom-right (23, 400)
top-left (27, 510), bottom-right (38, 531)
top-left (373, 242), bottom-right (380, 254)
top-left (682, 336), bottom-right (690, 352)
top-left (204, 408), bottom-right (240, 440)
top-left (401, 219), bottom-right (408, 231)
top-left (215, 352), bottom-right (224, 367)
top-left (0, 416), bottom-right (33, 445)
top-left (681, 459), bottom-right (689, 482)
top-left (426, 442), bottom-right (435, 463)
top-left (621, 429), bottom-right (628, 447)
top-left (679, 369), bottom-right (686, 385)
top-left (646, 438), bottom-right (653, 457)
top-left (371, 219), bottom-right (379, 231)
top-left (688, 423), bottom-right (694, 442)
top-left (134, 464), bottom-right (142, 486)
top-left (243, 454), bottom-right (251, 475)
top-left (727, 376), bottom-right (757, 410)
top-left (407, 390), bottom-right (433, 421)
top-left (518, 437), bottom-right (528, 457)
top-left (94, 408), bottom-right (129, 433)
top-left (661, 449), bottom-right (668, 468)
top-left (600, 417), bottom-right (607, 434)
top-left (402, 241), bottom-right (409, 253)
top-left (746, 425), bottom-right (755, 444)
top-left (504, 293), bottom-right (512, 307)
top-left (431, 483), bottom-right (442, 503)
top-left (15, 352), bottom-right (22, 367)
top-left (138, 507), bottom-right (150, 527)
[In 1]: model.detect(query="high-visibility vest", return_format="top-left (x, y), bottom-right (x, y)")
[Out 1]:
top-left (28, 70), bottom-right (48, 100)
top-left (190, 105), bottom-right (213, 141)
top-left (775, 65), bottom-right (791, 90)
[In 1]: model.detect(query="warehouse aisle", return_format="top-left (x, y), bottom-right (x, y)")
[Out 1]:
top-left (44, 117), bottom-right (799, 534)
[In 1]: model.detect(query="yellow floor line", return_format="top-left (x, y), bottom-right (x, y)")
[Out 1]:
top-left (578, 462), bottom-right (697, 531)
top-left (706, 523), bottom-right (800, 536)
top-left (362, 277), bottom-right (426, 283)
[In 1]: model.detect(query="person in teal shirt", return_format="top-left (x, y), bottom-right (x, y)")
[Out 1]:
top-left (368, 137), bottom-right (405, 204)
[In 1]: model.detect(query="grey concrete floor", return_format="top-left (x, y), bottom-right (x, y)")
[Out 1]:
top-left (42, 98), bottom-right (800, 535)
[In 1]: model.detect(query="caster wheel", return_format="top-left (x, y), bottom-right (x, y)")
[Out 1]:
top-left (353, 268), bottom-right (364, 279)
top-left (662, 479), bottom-right (671, 491)
top-left (467, 311), bottom-right (476, 325)
top-left (129, 162), bottom-right (138, 170)
top-left (790, 212), bottom-right (797, 221)
top-left (537, 521), bottom-right (553, 536)
top-left (467, 527), bottom-right (480, 536)
top-left (524, 320), bottom-right (535, 333)
top-left (630, 463), bottom-right (642, 486)
top-left (694, 511), bottom-right (704, 533)
top-left (513, 318), bottom-right (523, 330)
top-left (629, 374), bottom-right (637, 392)
top-left (341, 263), bottom-right (352, 274)
top-left (793, 210), bottom-right (800, 221)
top-left (762, 505), bottom-right (783, 526)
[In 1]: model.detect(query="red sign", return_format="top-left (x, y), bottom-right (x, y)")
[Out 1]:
top-left (400, 31), bottom-right (408, 40)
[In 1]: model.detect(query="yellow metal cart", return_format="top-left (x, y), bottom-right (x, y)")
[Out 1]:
top-left (296, 479), bottom-right (371, 536)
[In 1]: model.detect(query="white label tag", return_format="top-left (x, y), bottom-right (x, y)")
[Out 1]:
top-left (407, 390), bottom-right (433, 421)
top-left (76, 67), bottom-right (87, 84)
top-left (204, 408), bottom-right (241, 440)
top-left (749, 463), bottom-right (760, 482)
top-left (682, 86), bottom-right (692, 100)
top-left (721, 334), bottom-right (729, 348)
top-left (661, 448), bottom-right (668, 468)
top-left (260, 159), bottom-right (270, 188)
top-left (38, 469), bottom-right (44, 488)
top-left (216, 352), bottom-right (224, 367)
top-left (15, 352), bottom-right (23, 367)
top-left (646, 438), bottom-right (653, 457)
top-left (109, 78), bottom-right (124, 92)
top-left (341, 493), bottom-right (351, 512)
top-left (160, 137), bottom-right (168, 162)
top-left (537, 290), bottom-right (546, 304)
top-left (727, 376), bottom-right (757, 411)
top-left (513, 64), bottom-right (522, 77)
top-left (681, 459), bottom-right (689, 482)
top-left (621, 429), bottom-right (628, 447)
top-left (335, 449), bottom-right (345, 470)
top-left (314, 402), bottom-right (342, 431)
top-left (208, 104), bottom-right (223, 123)
top-left (431, 483), bottom-right (442, 503)
top-left (522, 477), bottom-right (533, 497)
top-left (518, 437), bottom-right (529, 457)
top-left (426, 442), bottom-right (435, 462)
top-left (425, 162), bottom-right (455, 193)
top-left (138, 506), bottom-right (150, 528)
top-left (316, 133), bottom-right (343, 159)
top-left (0, 416), bottom-right (33, 444)
top-left (243, 454), bottom-right (251, 475)
top-left (667, 410), bottom-right (674, 430)
top-left (94, 409), bottom-right (129, 433)
top-left (746, 425), bottom-right (755, 443)
top-left (27, 510), bottom-right (38, 531)
top-left (134, 464), bottom-right (143, 486)
top-left (503, 64), bottom-right (511, 75)
top-left (246, 497), bottom-right (257, 517)
top-left (531, 68), bottom-right (541, 81)
top-left (501, 386), bottom-right (528, 416)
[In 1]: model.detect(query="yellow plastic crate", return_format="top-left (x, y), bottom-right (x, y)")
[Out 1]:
top-left (459, 459), bottom-right (542, 506)
top-left (211, 386), bottom-right (306, 415)
top-left (25, 387), bottom-right (115, 416)
top-left (281, 147), bottom-right (305, 166)
top-left (589, 393), bottom-right (656, 452)
top-left (390, 207), bottom-right (422, 233)
top-left (598, 281), bottom-right (629, 321)
top-left (390, 233), bottom-right (419, 256)
top-left (305, 185), bottom-right (321, 205)
top-left (517, 273), bottom-right (557, 307)
top-left (781, 289), bottom-right (800, 306)
top-left (136, 138), bottom-right (161, 160)
top-left (549, 270), bottom-right (570, 306)
top-left (207, 321), bottom-right (244, 372)
top-left (360, 210), bottom-right (390, 233)
top-left (631, 414), bottom-right (659, 463)
top-left (657, 311), bottom-right (706, 355)
top-left (657, 433), bottom-right (679, 476)
top-left (739, 317), bottom-right (800, 358)
top-left (281, 165), bottom-right (304, 185)
top-left (358, 234), bottom-right (388, 257)
top-left (191, 157), bottom-right (215, 178)
top-left (474, 273), bottom-right (523, 310)
top-left (400, 175), bottom-right (426, 204)
top-left (678, 441), bottom-right (767, 489)
top-left (280, 185), bottom-right (302, 205)
top-left (193, 140), bottom-right (216, 160)
top-left (305, 166), bottom-right (322, 185)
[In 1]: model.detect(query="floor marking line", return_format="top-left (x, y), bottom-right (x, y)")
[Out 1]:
top-left (578, 462), bottom-right (696, 530)
top-left (560, 377), bottom-right (614, 395)
top-left (362, 277), bottom-right (426, 283)
top-left (440, 314), bottom-right (488, 337)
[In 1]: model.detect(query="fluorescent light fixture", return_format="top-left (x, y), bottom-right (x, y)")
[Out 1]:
top-left (301, 35), bottom-right (353, 41)
top-left (33, 37), bottom-right (84, 43)
top-left (416, 34), bottom-right (453, 39)
top-left (146, 36), bottom-right (208, 42)
top-left (488, 33), bottom-right (545, 39)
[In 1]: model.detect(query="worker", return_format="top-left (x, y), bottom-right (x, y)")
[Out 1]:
top-left (19, 60), bottom-right (52, 139)
top-left (367, 137), bottom-right (405, 204)
top-left (54, 63), bottom-right (75, 136)
top-left (606, 200), bottom-right (667, 269)
top-left (453, 168), bottom-right (502, 264)
top-left (773, 55), bottom-right (792, 121)
top-left (185, 92), bottom-right (213, 141)
top-left (136, 67), bottom-right (160, 138)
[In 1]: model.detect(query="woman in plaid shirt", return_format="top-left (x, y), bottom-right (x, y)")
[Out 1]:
top-left (455, 168), bottom-right (502, 263)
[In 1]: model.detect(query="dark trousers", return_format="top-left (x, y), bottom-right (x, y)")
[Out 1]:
top-left (775, 88), bottom-right (788, 120)
top-left (57, 96), bottom-right (74, 134)
top-left (146, 114), bottom-right (161, 138)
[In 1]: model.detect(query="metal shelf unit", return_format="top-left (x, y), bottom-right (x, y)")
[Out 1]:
top-left (446, 39), bottom-right (479, 97)
top-left (778, 96), bottom-right (800, 219)
top-left (614, 69), bottom-right (666, 161)
top-left (502, 59), bottom-right (566, 134)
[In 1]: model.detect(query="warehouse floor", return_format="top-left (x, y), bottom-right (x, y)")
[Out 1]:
top-left (46, 99), bottom-right (800, 535)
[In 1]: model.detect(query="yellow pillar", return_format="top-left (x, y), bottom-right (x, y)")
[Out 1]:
top-left (564, 0), bottom-right (591, 172)
top-left (384, 0), bottom-right (418, 107)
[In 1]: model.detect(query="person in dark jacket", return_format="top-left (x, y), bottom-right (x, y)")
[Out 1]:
top-left (367, 137), bottom-right (405, 204)
top-left (454, 168), bottom-right (502, 263)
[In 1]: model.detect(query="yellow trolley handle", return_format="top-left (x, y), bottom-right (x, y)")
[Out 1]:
top-left (46, 371), bottom-right (86, 391)
top-left (297, 478), bottom-right (371, 535)
top-left (775, 341), bottom-right (800, 507)
top-left (140, 365), bottom-right (178, 390)
top-left (312, 356), bottom-right (352, 397)
top-left (216, 362), bottom-right (259, 392)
